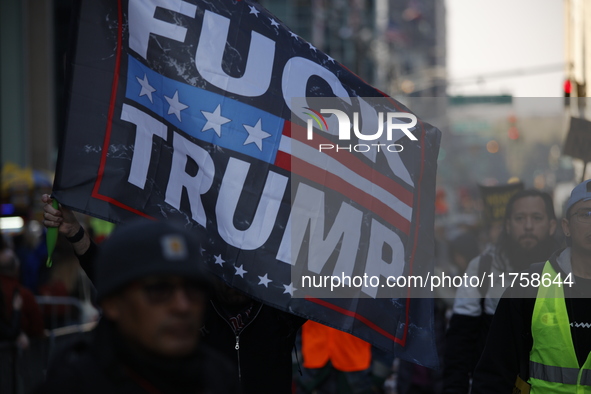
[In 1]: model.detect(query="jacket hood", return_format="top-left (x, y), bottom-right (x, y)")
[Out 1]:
top-left (549, 247), bottom-right (572, 277)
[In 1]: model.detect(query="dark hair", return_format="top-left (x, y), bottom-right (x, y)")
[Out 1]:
top-left (503, 189), bottom-right (556, 223)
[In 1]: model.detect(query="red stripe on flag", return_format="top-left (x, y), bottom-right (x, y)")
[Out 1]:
top-left (282, 120), bottom-right (292, 138)
top-left (286, 121), bottom-right (414, 207)
top-left (305, 297), bottom-right (405, 345)
top-left (277, 155), bottom-right (410, 235)
top-left (275, 151), bottom-right (291, 172)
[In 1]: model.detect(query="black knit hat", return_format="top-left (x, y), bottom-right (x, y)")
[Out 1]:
top-left (95, 218), bottom-right (211, 302)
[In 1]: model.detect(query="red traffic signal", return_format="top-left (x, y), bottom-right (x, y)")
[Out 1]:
top-left (507, 114), bottom-right (519, 140)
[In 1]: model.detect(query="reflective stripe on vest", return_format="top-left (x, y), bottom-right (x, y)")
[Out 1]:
top-left (529, 360), bottom-right (583, 385)
top-left (528, 261), bottom-right (591, 393)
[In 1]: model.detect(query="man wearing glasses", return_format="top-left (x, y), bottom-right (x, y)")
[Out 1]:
top-left (473, 179), bottom-right (591, 393)
top-left (33, 219), bottom-right (239, 393)
top-left (41, 194), bottom-right (304, 393)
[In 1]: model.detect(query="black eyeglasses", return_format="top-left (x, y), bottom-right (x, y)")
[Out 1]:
top-left (139, 280), bottom-right (205, 304)
top-left (569, 209), bottom-right (591, 224)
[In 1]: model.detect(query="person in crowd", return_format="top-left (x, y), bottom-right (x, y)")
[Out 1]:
top-left (14, 220), bottom-right (48, 293)
top-left (472, 179), bottom-right (591, 393)
top-left (0, 236), bottom-right (44, 345)
top-left (0, 283), bottom-right (22, 341)
top-left (32, 218), bottom-right (239, 393)
top-left (443, 189), bottom-right (559, 393)
top-left (42, 194), bottom-right (305, 393)
top-left (0, 236), bottom-right (25, 344)
top-left (38, 235), bottom-right (98, 327)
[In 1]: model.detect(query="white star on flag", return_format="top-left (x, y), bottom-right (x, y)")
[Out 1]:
top-left (214, 254), bottom-right (225, 266)
top-left (199, 246), bottom-right (205, 255)
top-left (201, 104), bottom-right (231, 137)
top-left (308, 43), bottom-right (317, 52)
top-left (235, 265), bottom-right (248, 278)
top-left (136, 74), bottom-right (156, 103)
top-left (283, 282), bottom-right (296, 296)
top-left (164, 91), bottom-right (188, 122)
top-left (258, 273), bottom-right (272, 287)
top-left (290, 32), bottom-right (299, 40)
top-left (269, 18), bottom-right (280, 28)
top-left (243, 119), bottom-right (271, 151)
top-left (326, 55), bottom-right (335, 63)
top-left (249, 5), bottom-right (260, 17)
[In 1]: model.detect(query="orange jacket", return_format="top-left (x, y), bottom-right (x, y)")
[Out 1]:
top-left (301, 320), bottom-right (371, 372)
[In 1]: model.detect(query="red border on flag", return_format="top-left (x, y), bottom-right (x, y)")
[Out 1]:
top-left (90, 0), bottom-right (155, 221)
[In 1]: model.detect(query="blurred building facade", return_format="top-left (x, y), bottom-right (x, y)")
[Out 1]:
top-left (0, 0), bottom-right (73, 172)
top-left (260, 0), bottom-right (447, 97)
top-left (562, 0), bottom-right (591, 185)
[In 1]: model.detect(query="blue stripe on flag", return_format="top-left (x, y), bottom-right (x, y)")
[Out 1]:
top-left (125, 55), bottom-right (285, 164)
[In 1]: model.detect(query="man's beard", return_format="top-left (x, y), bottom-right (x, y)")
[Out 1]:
top-left (504, 235), bottom-right (556, 272)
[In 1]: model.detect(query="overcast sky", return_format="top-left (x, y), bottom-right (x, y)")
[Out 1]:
top-left (446, 0), bottom-right (564, 97)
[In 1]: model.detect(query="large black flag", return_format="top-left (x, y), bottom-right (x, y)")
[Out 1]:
top-left (54, 0), bottom-right (441, 367)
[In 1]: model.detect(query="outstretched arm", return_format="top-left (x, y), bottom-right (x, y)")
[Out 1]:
top-left (41, 194), bottom-right (97, 281)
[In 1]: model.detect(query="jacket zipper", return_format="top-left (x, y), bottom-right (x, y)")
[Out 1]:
top-left (235, 335), bottom-right (241, 380)
top-left (211, 301), bottom-right (263, 383)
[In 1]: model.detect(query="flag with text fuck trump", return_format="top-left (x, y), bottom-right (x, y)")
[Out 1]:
top-left (54, 0), bottom-right (441, 367)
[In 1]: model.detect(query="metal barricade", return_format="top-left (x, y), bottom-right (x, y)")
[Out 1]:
top-left (35, 296), bottom-right (85, 330)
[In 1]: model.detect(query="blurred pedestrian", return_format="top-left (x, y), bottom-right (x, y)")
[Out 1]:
top-left (472, 179), bottom-right (591, 393)
top-left (448, 232), bottom-right (481, 275)
top-left (42, 194), bottom-right (304, 393)
top-left (0, 286), bottom-right (21, 341)
top-left (443, 189), bottom-right (559, 393)
top-left (0, 236), bottom-right (44, 346)
top-left (32, 219), bottom-right (239, 393)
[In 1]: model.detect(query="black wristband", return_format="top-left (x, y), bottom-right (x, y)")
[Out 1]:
top-left (66, 226), bottom-right (85, 243)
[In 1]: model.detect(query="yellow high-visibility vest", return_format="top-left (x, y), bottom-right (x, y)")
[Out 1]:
top-left (529, 262), bottom-right (591, 393)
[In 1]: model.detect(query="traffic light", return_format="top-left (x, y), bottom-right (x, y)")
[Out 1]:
top-left (564, 79), bottom-right (571, 107)
top-left (507, 114), bottom-right (519, 140)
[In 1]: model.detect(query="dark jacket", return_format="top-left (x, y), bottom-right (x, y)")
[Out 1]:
top-left (443, 246), bottom-right (507, 393)
top-left (472, 248), bottom-right (591, 393)
top-left (0, 288), bottom-right (21, 341)
top-left (202, 298), bottom-right (306, 394)
top-left (0, 275), bottom-right (44, 338)
top-left (32, 318), bottom-right (240, 393)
